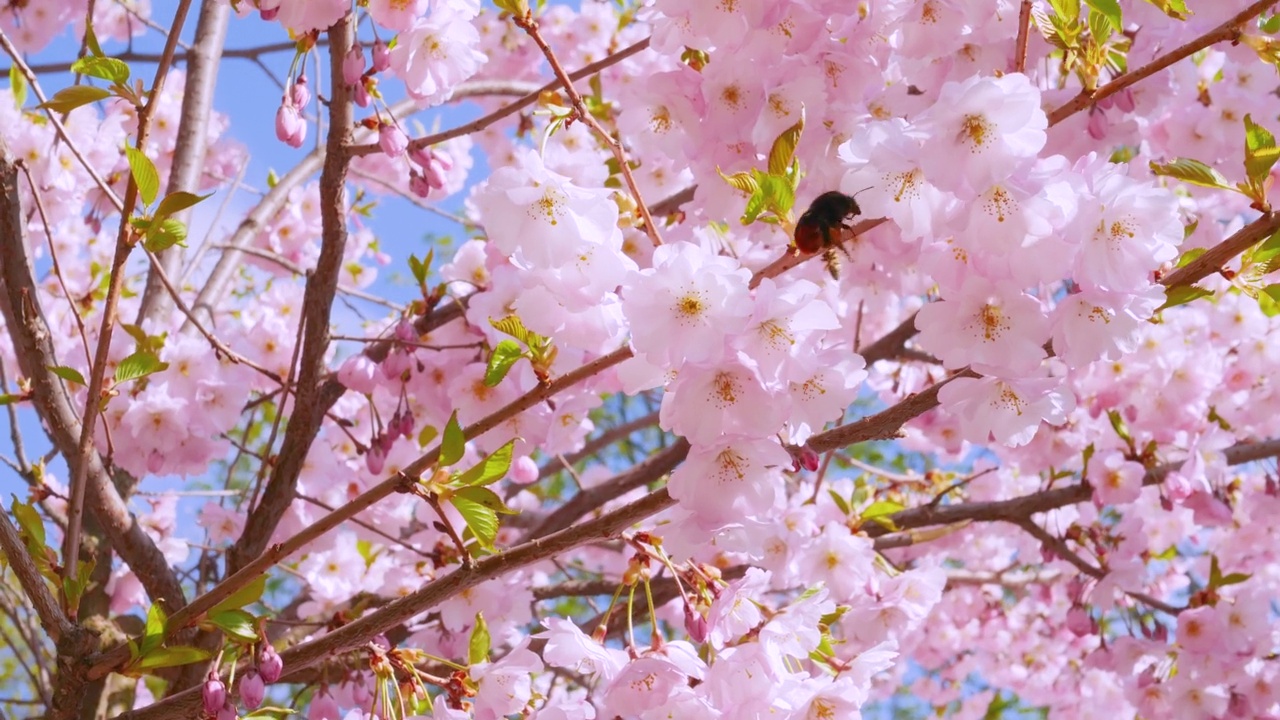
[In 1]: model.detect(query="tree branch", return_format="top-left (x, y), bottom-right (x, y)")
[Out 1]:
top-left (135, 0), bottom-right (230, 325)
top-left (224, 13), bottom-right (357, 575)
top-left (347, 36), bottom-right (652, 158)
top-left (0, 138), bottom-right (186, 615)
top-left (62, 0), bottom-right (195, 601)
top-left (1045, 0), bottom-right (1271, 127)
top-left (0, 506), bottom-right (73, 644)
top-left (1160, 211), bottom-right (1280, 288)
top-left (865, 437), bottom-right (1280, 538)
top-left (111, 486), bottom-right (678, 720)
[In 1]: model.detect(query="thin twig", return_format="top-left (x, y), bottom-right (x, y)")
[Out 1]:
top-left (62, 0), bottom-right (196, 591)
top-left (0, 30), bottom-right (124, 212)
top-left (348, 36), bottom-right (652, 158)
top-left (1013, 0), bottom-right (1033, 73)
top-left (511, 16), bottom-right (662, 247)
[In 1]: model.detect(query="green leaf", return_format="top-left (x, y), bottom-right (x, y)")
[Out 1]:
top-left (1157, 284), bottom-right (1214, 311)
top-left (1106, 409), bottom-right (1132, 443)
top-left (451, 491), bottom-right (499, 550)
top-left (861, 500), bottom-right (904, 530)
top-left (440, 410), bottom-right (465, 466)
top-left (83, 22), bottom-right (105, 57)
top-left (154, 191), bottom-right (211, 220)
top-left (136, 645), bottom-right (211, 670)
top-left (453, 485), bottom-right (517, 515)
top-left (490, 315), bottom-right (534, 346)
top-left (1140, 0), bottom-right (1189, 20)
top-left (717, 167), bottom-right (759, 196)
top-left (417, 424), bottom-right (438, 449)
top-left (114, 351), bottom-right (168, 384)
top-left (408, 251), bottom-right (434, 287)
top-left (1083, 0), bottom-right (1121, 33)
top-left (49, 365), bottom-right (86, 386)
top-left (741, 186), bottom-right (767, 225)
top-left (484, 340), bottom-right (524, 388)
top-left (1209, 554), bottom-right (1222, 586)
top-left (767, 114), bottom-right (804, 177)
top-left (1249, 228), bottom-right (1280, 270)
top-left (1257, 284), bottom-right (1280, 317)
top-left (492, 0), bottom-right (529, 16)
top-left (70, 56), bottom-right (130, 84)
top-left (242, 708), bottom-right (299, 720)
top-left (1263, 13), bottom-right (1280, 34)
top-left (37, 85), bottom-right (111, 114)
top-left (827, 489), bottom-right (850, 516)
top-left (1244, 114), bottom-right (1280, 192)
top-left (1086, 8), bottom-right (1113, 43)
top-left (63, 558), bottom-right (95, 616)
top-left (756, 173), bottom-right (795, 222)
top-left (468, 612), bottom-right (491, 665)
top-left (143, 217), bottom-right (188, 252)
top-left (1219, 572), bottom-right (1252, 587)
top-left (454, 440), bottom-right (515, 487)
top-left (124, 147), bottom-right (160, 206)
top-left (9, 65), bottom-right (26, 109)
top-left (0, 394), bottom-right (20, 406)
top-left (1175, 247), bottom-right (1206, 268)
top-left (207, 574), bottom-right (267, 615)
top-left (11, 497), bottom-right (45, 546)
top-left (1148, 158), bottom-right (1232, 191)
top-left (208, 609), bottom-right (259, 643)
top-left (140, 603), bottom-right (167, 657)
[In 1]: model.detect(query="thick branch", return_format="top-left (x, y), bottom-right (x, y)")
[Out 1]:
top-left (0, 139), bottom-right (185, 614)
top-left (0, 508), bottom-right (73, 644)
top-left (226, 15), bottom-right (355, 573)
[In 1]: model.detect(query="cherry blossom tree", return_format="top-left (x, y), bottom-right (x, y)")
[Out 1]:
top-left (2, 0), bottom-right (1280, 718)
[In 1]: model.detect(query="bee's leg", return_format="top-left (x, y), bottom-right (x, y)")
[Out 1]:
top-left (835, 223), bottom-right (857, 259)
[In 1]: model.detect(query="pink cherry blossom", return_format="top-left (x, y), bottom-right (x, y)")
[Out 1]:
top-left (389, 5), bottom-right (487, 105)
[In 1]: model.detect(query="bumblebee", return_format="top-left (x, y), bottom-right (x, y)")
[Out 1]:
top-left (793, 190), bottom-right (862, 279)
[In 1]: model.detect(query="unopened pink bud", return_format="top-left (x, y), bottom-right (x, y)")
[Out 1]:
top-left (258, 644), bottom-right (283, 684)
top-left (1114, 88), bottom-right (1136, 113)
top-left (397, 410), bottom-right (415, 438)
top-left (372, 41), bottom-right (391, 73)
top-left (290, 74), bottom-right (310, 109)
top-left (683, 605), bottom-right (709, 644)
top-left (354, 79), bottom-right (372, 108)
top-left (379, 123), bottom-right (408, 158)
top-left (366, 443), bottom-right (386, 476)
top-left (409, 170), bottom-right (432, 199)
top-left (510, 455), bottom-right (538, 484)
top-left (239, 669), bottom-right (265, 710)
top-left (275, 99), bottom-right (306, 149)
top-left (202, 675), bottom-right (226, 716)
top-left (1086, 110), bottom-right (1107, 140)
top-left (1065, 605), bottom-right (1093, 637)
top-left (343, 44), bottom-right (366, 86)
